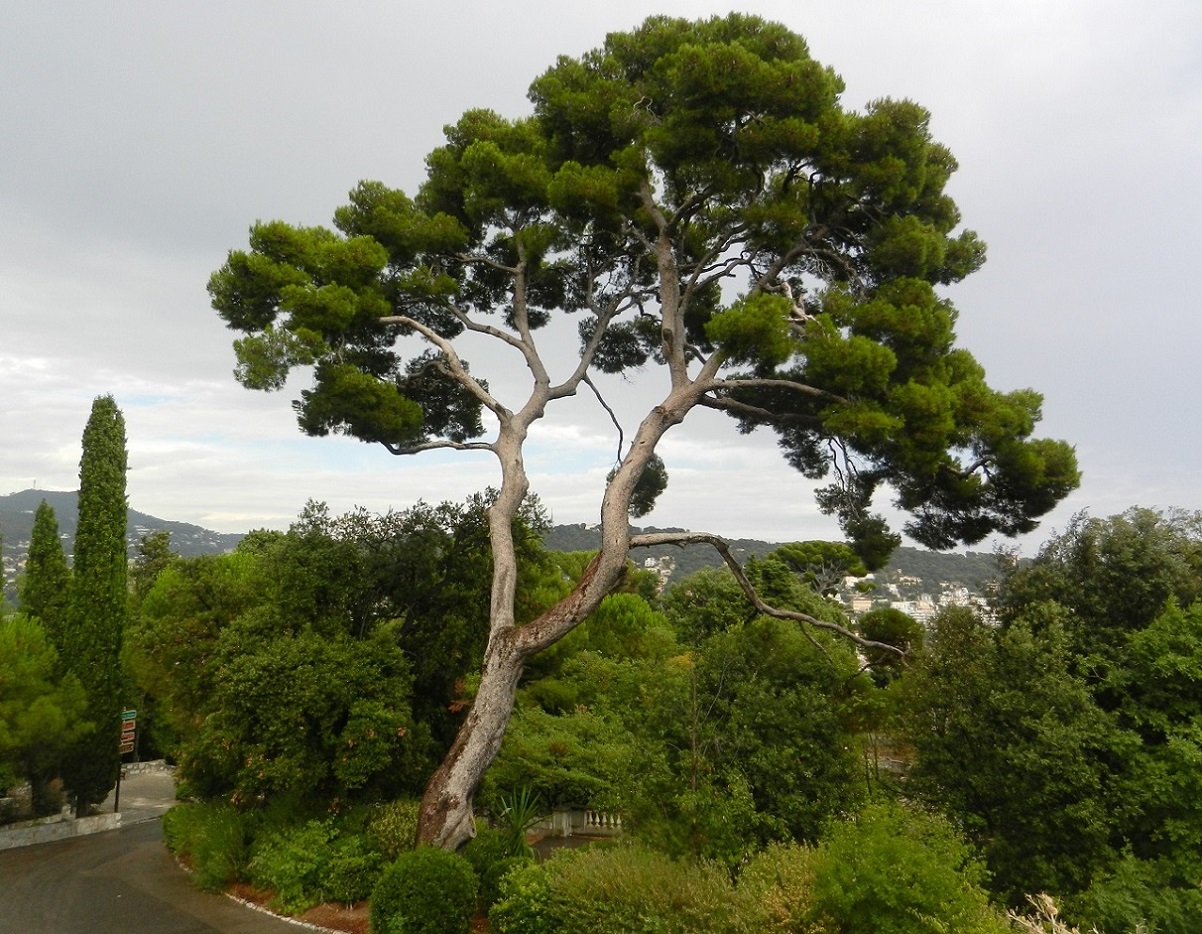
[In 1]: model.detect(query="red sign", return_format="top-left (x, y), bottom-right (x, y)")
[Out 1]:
top-left (121, 721), bottom-right (136, 736)
top-left (119, 741), bottom-right (135, 754)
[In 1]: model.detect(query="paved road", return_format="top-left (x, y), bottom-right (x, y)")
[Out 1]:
top-left (0, 819), bottom-right (303, 934)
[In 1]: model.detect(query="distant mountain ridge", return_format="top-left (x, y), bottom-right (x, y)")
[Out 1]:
top-left (1, 492), bottom-right (1003, 601)
top-left (0, 489), bottom-right (245, 562)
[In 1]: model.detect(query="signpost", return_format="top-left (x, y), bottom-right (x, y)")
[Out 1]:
top-left (119, 709), bottom-right (136, 755)
top-left (114, 710), bottom-right (136, 813)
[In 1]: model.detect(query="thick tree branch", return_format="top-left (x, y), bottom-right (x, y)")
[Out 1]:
top-left (454, 252), bottom-right (518, 275)
top-left (378, 313), bottom-right (507, 417)
top-left (943, 456), bottom-right (994, 479)
top-left (381, 439), bottom-right (496, 455)
top-left (699, 394), bottom-right (823, 427)
top-left (548, 299), bottom-right (623, 400)
top-left (710, 376), bottom-right (845, 403)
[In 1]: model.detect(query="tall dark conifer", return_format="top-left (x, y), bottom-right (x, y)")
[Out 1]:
top-left (20, 500), bottom-right (71, 651)
top-left (61, 395), bottom-right (128, 815)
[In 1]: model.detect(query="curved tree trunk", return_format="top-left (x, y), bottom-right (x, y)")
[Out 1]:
top-left (415, 223), bottom-right (707, 850)
top-left (416, 627), bottom-right (527, 848)
top-left (416, 388), bottom-right (702, 849)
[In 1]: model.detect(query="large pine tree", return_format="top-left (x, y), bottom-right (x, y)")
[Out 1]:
top-left (211, 15), bottom-right (1079, 846)
top-left (61, 395), bottom-right (128, 816)
top-left (20, 500), bottom-right (71, 650)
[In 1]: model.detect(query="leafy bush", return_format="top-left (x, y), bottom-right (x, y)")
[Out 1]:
top-left (738, 842), bottom-right (819, 932)
top-left (490, 843), bottom-right (755, 934)
top-left (325, 833), bottom-right (385, 905)
top-left (489, 859), bottom-right (554, 934)
top-left (248, 820), bottom-right (334, 914)
top-left (246, 816), bottom-right (384, 913)
top-left (165, 802), bottom-right (387, 912)
top-left (1071, 854), bottom-right (1201, 934)
top-left (162, 802), bottom-right (253, 892)
top-left (367, 798), bottom-right (420, 860)
top-left (462, 825), bottom-right (525, 910)
top-left (798, 802), bottom-right (1009, 934)
top-left (370, 846), bottom-right (478, 934)
top-left (462, 823), bottom-right (509, 872)
top-left (481, 856), bottom-right (533, 914)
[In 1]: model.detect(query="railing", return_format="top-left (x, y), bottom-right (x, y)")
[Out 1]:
top-left (541, 807), bottom-right (624, 838)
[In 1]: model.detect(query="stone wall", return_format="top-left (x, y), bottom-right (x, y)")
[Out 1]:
top-left (0, 810), bottom-right (121, 851)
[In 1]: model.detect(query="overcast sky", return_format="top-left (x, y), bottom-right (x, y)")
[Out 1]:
top-left (3, 1), bottom-right (1199, 555)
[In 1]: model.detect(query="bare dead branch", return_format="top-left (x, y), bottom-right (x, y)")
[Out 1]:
top-left (629, 530), bottom-right (903, 657)
top-left (583, 372), bottom-right (624, 462)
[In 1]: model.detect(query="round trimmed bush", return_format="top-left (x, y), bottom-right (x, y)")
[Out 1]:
top-left (370, 846), bottom-right (478, 934)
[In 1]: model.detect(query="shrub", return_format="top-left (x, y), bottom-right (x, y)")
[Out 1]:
top-left (367, 798), bottom-right (421, 861)
top-left (480, 855), bottom-right (534, 914)
top-left (489, 859), bottom-right (555, 934)
top-left (462, 823), bottom-right (510, 874)
top-left (370, 846), bottom-right (478, 934)
top-left (800, 801), bottom-right (1010, 934)
top-left (325, 833), bottom-right (385, 905)
top-left (1071, 854), bottom-right (1199, 934)
top-left (490, 843), bottom-right (754, 934)
top-left (462, 825), bottom-right (525, 910)
top-left (162, 802), bottom-right (252, 892)
top-left (245, 815), bottom-right (385, 912)
top-left (738, 842), bottom-right (819, 932)
top-left (248, 819), bottom-right (334, 914)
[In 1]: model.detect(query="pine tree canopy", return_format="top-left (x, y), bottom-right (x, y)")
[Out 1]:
top-left (210, 12), bottom-right (1076, 560)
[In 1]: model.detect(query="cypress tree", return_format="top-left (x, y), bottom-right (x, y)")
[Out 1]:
top-left (61, 394), bottom-right (129, 816)
top-left (20, 500), bottom-right (71, 651)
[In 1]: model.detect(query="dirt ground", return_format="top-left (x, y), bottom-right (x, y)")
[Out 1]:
top-left (229, 883), bottom-right (370, 934)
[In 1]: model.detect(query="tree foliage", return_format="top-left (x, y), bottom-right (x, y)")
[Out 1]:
top-left (0, 614), bottom-right (89, 813)
top-left (997, 507), bottom-right (1202, 688)
top-left (18, 500), bottom-right (71, 647)
top-left (901, 508), bottom-right (1202, 931)
top-left (128, 496), bottom-right (561, 808)
top-left (901, 605), bottom-right (1118, 902)
top-left (59, 395), bottom-right (128, 815)
top-left (491, 561), bottom-right (867, 863)
top-left (210, 13), bottom-right (1077, 846)
top-left (211, 14), bottom-right (1074, 553)
top-left (856, 606), bottom-right (923, 684)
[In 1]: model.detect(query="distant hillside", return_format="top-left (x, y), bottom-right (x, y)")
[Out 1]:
top-left (880, 546), bottom-right (1008, 594)
top-left (545, 523), bottom-right (780, 581)
top-left (543, 523), bottom-right (1007, 593)
top-left (0, 489), bottom-right (244, 565)
top-left (0, 495), bottom-right (1008, 605)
